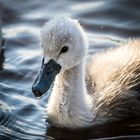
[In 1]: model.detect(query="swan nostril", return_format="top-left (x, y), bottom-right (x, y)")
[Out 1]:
top-left (32, 85), bottom-right (44, 97)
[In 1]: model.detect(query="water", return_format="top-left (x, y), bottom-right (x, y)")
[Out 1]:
top-left (0, 0), bottom-right (140, 139)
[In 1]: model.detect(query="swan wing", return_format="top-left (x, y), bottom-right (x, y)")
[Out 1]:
top-left (86, 39), bottom-right (140, 120)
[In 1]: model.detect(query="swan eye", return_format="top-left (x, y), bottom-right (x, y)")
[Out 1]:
top-left (60, 46), bottom-right (69, 54)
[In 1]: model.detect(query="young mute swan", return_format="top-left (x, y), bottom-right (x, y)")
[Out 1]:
top-left (32, 17), bottom-right (140, 129)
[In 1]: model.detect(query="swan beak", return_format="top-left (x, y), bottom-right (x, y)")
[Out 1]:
top-left (32, 59), bottom-right (61, 97)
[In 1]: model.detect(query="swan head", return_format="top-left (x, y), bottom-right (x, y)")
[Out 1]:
top-left (32, 17), bottom-right (88, 97)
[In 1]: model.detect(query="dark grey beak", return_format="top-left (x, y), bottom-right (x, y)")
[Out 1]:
top-left (32, 59), bottom-right (61, 97)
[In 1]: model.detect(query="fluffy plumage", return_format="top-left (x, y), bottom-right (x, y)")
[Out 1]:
top-left (87, 39), bottom-right (140, 123)
top-left (40, 17), bottom-right (140, 129)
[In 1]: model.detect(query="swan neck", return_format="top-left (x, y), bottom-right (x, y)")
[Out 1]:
top-left (47, 61), bottom-right (94, 128)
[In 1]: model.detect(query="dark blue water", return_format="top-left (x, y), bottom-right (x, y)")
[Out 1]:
top-left (0, 0), bottom-right (140, 139)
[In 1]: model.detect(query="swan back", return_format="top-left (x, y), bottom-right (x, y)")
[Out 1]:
top-left (86, 39), bottom-right (140, 121)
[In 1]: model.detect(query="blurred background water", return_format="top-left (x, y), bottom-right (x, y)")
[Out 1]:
top-left (0, 0), bottom-right (140, 139)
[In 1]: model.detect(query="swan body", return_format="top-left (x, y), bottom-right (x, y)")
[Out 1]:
top-left (32, 17), bottom-right (140, 129)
